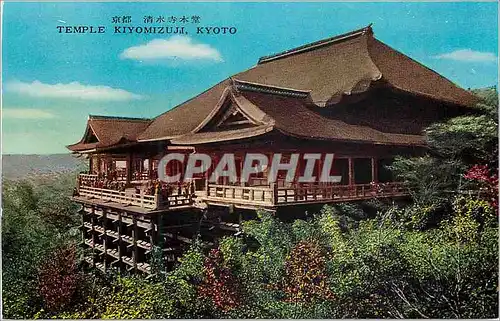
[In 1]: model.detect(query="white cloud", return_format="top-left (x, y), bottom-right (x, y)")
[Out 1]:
top-left (5, 80), bottom-right (143, 101)
top-left (435, 49), bottom-right (497, 63)
top-left (2, 108), bottom-right (57, 119)
top-left (120, 36), bottom-right (223, 62)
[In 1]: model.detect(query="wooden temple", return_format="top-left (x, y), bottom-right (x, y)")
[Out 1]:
top-left (68, 26), bottom-right (478, 275)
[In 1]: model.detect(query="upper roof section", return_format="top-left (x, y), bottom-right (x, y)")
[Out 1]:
top-left (137, 25), bottom-right (478, 142)
top-left (236, 25), bottom-right (477, 106)
top-left (67, 115), bottom-right (151, 152)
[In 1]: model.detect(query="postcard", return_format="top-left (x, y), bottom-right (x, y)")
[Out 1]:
top-left (2, 1), bottom-right (498, 319)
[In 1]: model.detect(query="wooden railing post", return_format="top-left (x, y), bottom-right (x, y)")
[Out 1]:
top-left (206, 180), bottom-right (210, 197)
top-left (271, 183), bottom-right (278, 205)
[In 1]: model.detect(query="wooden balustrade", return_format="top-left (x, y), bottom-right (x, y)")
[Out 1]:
top-left (275, 182), bottom-right (407, 204)
top-left (78, 172), bottom-right (407, 210)
top-left (204, 182), bottom-right (408, 207)
top-left (206, 184), bottom-right (274, 206)
top-left (79, 186), bottom-right (158, 209)
top-left (78, 180), bottom-right (195, 210)
top-left (157, 192), bottom-right (193, 208)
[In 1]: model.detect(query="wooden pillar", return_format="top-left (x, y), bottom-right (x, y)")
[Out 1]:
top-left (271, 182), bottom-right (278, 205)
top-left (317, 155), bottom-right (323, 185)
top-left (106, 157), bottom-right (113, 176)
top-left (240, 154), bottom-right (245, 187)
top-left (149, 219), bottom-right (155, 247)
top-left (205, 170), bottom-right (210, 197)
top-left (371, 158), bottom-right (378, 183)
top-left (96, 156), bottom-right (102, 175)
top-left (80, 207), bottom-right (85, 245)
top-left (348, 157), bottom-right (355, 186)
top-left (293, 155), bottom-right (300, 188)
top-left (89, 156), bottom-right (94, 174)
top-left (148, 157), bottom-right (153, 180)
top-left (91, 207), bottom-right (96, 268)
top-left (103, 209), bottom-right (108, 272)
top-left (126, 154), bottom-right (133, 184)
top-left (132, 216), bottom-right (138, 271)
top-left (117, 212), bottom-right (122, 273)
top-left (154, 187), bottom-right (161, 209)
top-left (157, 215), bottom-right (165, 261)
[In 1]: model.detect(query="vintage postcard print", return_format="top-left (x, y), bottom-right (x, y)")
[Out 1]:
top-left (1, 1), bottom-right (498, 319)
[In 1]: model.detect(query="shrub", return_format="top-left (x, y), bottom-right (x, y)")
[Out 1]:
top-left (198, 248), bottom-right (241, 312)
top-left (282, 240), bottom-right (334, 303)
top-left (38, 244), bottom-right (78, 311)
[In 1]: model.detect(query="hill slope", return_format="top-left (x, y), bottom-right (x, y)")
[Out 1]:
top-left (2, 154), bottom-right (87, 180)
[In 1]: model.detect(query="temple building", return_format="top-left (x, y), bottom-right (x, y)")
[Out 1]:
top-left (68, 25), bottom-right (479, 275)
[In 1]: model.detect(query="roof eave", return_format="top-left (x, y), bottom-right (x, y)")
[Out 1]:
top-left (275, 128), bottom-right (426, 147)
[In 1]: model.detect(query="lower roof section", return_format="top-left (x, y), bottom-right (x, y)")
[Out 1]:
top-left (239, 89), bottom-right (424, 146)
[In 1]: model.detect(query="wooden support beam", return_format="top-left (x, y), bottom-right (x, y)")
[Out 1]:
top-left (91, 206), bottom-right (96, 268)
top-left (271, 183), bottom-right (278, 205)
top-left (371, 158), bottom-right (378, 183)
top-left (148, 157), bottom-right (153, 180)
top-left (89, 157), bottom-right (94, 174)
top-left (132, 216), bottom-right (138, 271)
top-left (81, 208), bottom-right (85, 246)
top-left (103, 209), bottom-right (108, 272)
top-left (96, 156), bottom-right (102, 175)
top-left (149, 220), bottom-right (155, 248)
top-left (348, 158), bottom-right (355, 186)
top-left (126, 154), bottom-right (133, 185)
top-left (117, 212), bottom-right (124, 273)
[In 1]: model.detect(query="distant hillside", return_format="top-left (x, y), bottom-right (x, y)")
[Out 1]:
top-left (2, 154), bottom-right (87, 180)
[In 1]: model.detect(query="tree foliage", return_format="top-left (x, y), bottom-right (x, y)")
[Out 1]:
top-left (38, 244), bottom-right (79, 311)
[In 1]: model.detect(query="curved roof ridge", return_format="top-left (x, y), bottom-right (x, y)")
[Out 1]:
top-left (258, 24), bottom-right (373, 64)
top-left (89, 114), bottom-right (150, 122)
top-left (232, 78), bottom-right (311, 98)
top-left (190, 86), bottom-right (234, 133)
top-left (191, 85), bottom-right (275, 134)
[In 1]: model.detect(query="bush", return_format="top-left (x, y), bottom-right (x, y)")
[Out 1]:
top-left (38, 244), bottom-right (78, 311)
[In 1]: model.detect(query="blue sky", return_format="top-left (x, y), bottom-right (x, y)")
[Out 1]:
top-left (2, 2), bottom-right (498, 154)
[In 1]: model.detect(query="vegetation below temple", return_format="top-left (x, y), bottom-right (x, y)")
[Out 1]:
top-left (2, 87), bottom-right (498, 319)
